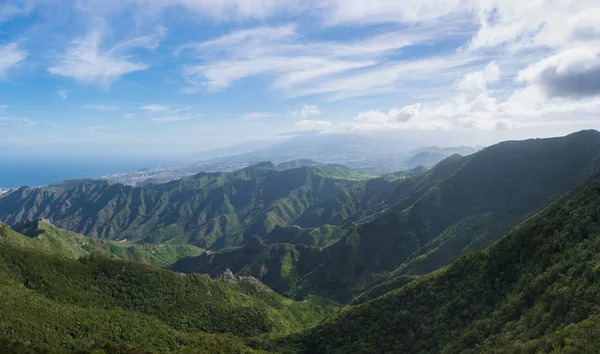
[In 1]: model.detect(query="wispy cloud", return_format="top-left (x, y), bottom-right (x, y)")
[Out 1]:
top-left (180, 24), bottom-right (447, 98)
top-left (321, 0), bottom-right (473, 25)
top-left (115, 0), bottom-right (302, 21)
top-left (48, 27), bottom-right (164, 86)
top-left (0, 42), bottom-right (27, 77)
top-left (57, 90), bottom-right (68, 99)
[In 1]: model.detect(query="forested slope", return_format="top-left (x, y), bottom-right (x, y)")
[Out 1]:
top-left (286, 176), bottom-right (600, 353)
top-left (0, 224), bottom-right (336, 352)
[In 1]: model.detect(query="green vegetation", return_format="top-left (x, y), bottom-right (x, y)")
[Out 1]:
top-left (3, 131), bottom-right (600, 352)
top-left (170, 238), bottom-right (324, 298)
top-left (167, 130), bottom-right (600, 301)
top-left (0, 163), bottom-right (374, 249)
top-left (288, 130), bottom-right (600, 300)
top-left (0, 225), bottom-right (336, 352)
top-left (283, 177), bottom-right (600, 353)
top-left (2, 219), bottom-right (204, 267)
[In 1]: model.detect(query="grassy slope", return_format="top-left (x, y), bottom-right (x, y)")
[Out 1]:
top-left (282, 177), bottom-right (600, 353)
top-left (5, 220), bottom-right (204, 267)
top-left (0, 229), bottom-right (337, 353)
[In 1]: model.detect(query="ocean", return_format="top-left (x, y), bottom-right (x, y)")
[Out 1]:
top-left (0, 157), bottom-right (178, 188)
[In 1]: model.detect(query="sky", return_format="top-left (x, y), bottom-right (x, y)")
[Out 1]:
top-left (1, 0), bottom-right (600, 160)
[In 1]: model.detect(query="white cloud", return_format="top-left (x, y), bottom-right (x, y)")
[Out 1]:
top-left (294, 119), bottom-right (332, 131)
top-left (124, 113), bottom-right (135, 120)
top-left (292, 54), bottom-right (484, 100)
top-left (83, 104), bottom-right (119, 111)
top-left (467, 0), bottom-right (600, 52)
top-left (291, 104), bottom-right (321, 117)
top-left (241, 112), bottom-right (274, 121)
top-left (0, 42), bottom-right (26, 77)
top-left (321, 0), bottom-right (472, 25)
top-left (455, 61), bottom-right (500, 92)
top-left (48, 28), bottom-right (163, 86)
top-left (340, 87), bottom-right (600, 132)
top-left (181, 24), bottom-right (443, 97)
top-left (58, 90), bottom-right (68, 99)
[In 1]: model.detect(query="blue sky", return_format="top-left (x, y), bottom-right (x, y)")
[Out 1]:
top-left (1, 0), bottom-right (600, 160)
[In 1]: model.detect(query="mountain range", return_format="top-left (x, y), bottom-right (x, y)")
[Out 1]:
top-left (2, 130), bottom-right (600, 352)
top-left (100, 133), bottom-right (480, 186)
top-left (166, 130), bottom-right (600, 300)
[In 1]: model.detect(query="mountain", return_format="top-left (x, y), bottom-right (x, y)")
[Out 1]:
top-left (291, 130), bottom-right (600, 300)
top-left (0, 163), bottom-right (374, 249)
top-left (285, 172), bottom-right (600, 353)
top-left (5, 130), bottom-right (600, 302)
top-left (171, 130), bottom-right (600, 301)
top-left (1, 219), bottom-right (204, 267)
top-left (100, 133), bottom-right (479, 186)
top-left (5, 131), bottom-right (600, 352)
top-left (0, 223), bottom-right (336, 353)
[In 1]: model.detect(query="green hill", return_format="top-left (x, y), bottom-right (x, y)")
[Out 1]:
top-left (0, 163), bottom-right (372, 249)
top-left (0, 223), bottom-right (336, 353)
top-left (284, 173), bottom-right (600, 353)
top-left (170, 237), bottom-right (324, 298)
top-left (172, 131), bottom-right (600, 301)
top-left (2, 219), bottom-right (204, 267)
top-left (292, 130), bottom-right (600, 300)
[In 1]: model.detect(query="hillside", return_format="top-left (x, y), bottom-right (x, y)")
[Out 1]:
top-left (291, 130), bottom-right (600, 300)
top-left (284, 173), bottom-right (600, 353)
top-left (170, 131), bottom-right (600, 300)
top-left (0, 163), bottom-right (374, 249)
top-left (5, 131), bottom-right (600, 303)
top-left (2, 219), bottom-right (203, 267)
top-left (170, 237), bottom-right (325, 298)
top-left (0, 225), bottom-right (336, 352)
